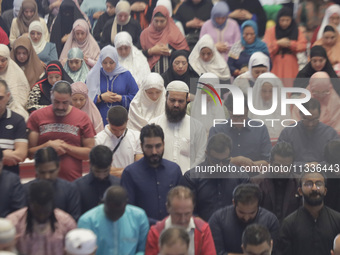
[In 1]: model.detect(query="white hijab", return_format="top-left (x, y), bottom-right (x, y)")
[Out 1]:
top-left (317, 4), bottom-right (340, 40)
top-left (127, 73), bottom-right (166, 131)
top-left (28, 20), bottom-right (47, 55)
top-left (189, 34), bottom-right (230, 81)
top-left (248, 72), bottom-right (290, 140)
top-left (191, 73), bottom-right (225, 134)
top-left (114, 31), bottom-right (150, 88)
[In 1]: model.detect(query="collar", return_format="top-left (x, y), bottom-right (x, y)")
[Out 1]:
top-left (165, 216), bottom-right (195, 232)
top-left (104, 124), bottom-right (127, 140)
top-left (0, 109), bottom-right (10, 120)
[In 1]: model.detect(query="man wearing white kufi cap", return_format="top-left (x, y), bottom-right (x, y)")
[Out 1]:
top-left (65, 228), bottom-right (97, 255)
top-left (150, 80), bottom-right (206, 173)
top-left (0, 218), bottom-right (17, 254)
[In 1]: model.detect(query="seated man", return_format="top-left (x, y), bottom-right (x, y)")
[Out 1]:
top-left (95, 106), bottom-right (143, 177)
top-left (251, 142), bottom-right (301, 223)
top-left (180, 133), bottom-right (249, 222)
top-left (278, 98), bottom-right (339, 166)
top-left (0, 218), bottom-right (17, 253)
top-left (0, 150), bottom-right (25, 218)
top-left (209, 93), bottom-right (271, 175)
top-left (24, 147), bottom-right (81, 220)
top-left (7, 181), bottom-right (77, 255)
top-left (121, 124), bottom-right (182, 225)
top-left (242, 224), bottom-right (273, 255)
top-left (75, 145), bottom-right (120, 214)
top-left (159, 227), bottom-right (190, 255)
top-left (209, 184), bottom-right (279, 255)
top-left (78, 186), bottom-right (149, 255)
top-left (65, 228), bottom-right (97, 255)
top-left (146, 186), bottom-right (216, 255)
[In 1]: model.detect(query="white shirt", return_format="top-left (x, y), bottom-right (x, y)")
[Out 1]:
top-left (95, 125), bottom-right (142, 168)
top-left (150, 114), bottom-right (206, 173)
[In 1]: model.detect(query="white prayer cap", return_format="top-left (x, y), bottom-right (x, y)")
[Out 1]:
top-left (0, 252), bottom-right (17, 255)
top-left (166, 81), bottom-right (189, 93)
top-left (0, 218), bottom-right (16, 244)
top-left (65, 229), bottom-right (97, 255)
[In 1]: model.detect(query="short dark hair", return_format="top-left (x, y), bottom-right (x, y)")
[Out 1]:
top-left (324, 139), bottom-right (340, 165)
top-left (159, 227), bottom-right (190, 249)
top-left (140, 124), bottom-right (164, 145)
top-left (89, 145), bottom-right (113, 169)
top-left (299, 171), bottom-right (327, 187)
top-left (107, 106), bottom-right (128, 126)
top-left (300, 98), bottom-right (320, 115)
top-left (233, 184), bottom-right (261, 205)
top-left (206, 133), bottom-right (232, 154)
top-left (28, 180), bottom-right (54, 205)
top-left (154, 12), bottom-right (166, 18)
top-left (225, 93), bottom-right (248, 112)
top-left (51, 80), bottom-right (72, 95)
top-left (34, 147), bottom-right (60, 168)
top-left (270, 142), bottom-right (294, 163)
top-left (242, 224), bottom-right (272, 248)
top-left (0, 79), bottom-right (10, 93)
top-left (104, 186), bottom-right (128, 205)
top-left (167, 186), bottom-right (195, 207)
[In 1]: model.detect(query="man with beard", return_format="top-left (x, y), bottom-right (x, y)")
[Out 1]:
top-left (150, 81), bottom-right (206, 173)
top-left (74, 145), bottom-right (120, 214)
top-left (277, 172), bottom-right (340, 255)
top-left (24, 147), bottom-right (81, 220)
top-left (27, 81), bottom-right (96, 181)
top-left (209, 184), bottom-right (279, 255)
top-left (121, 124), bottom-right (182, 225)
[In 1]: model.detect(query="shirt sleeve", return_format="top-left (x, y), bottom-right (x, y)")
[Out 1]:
top-left (14, 115), bottom-right (28, 142)
top-left (136, 210), bottom-right (150, 255)
top-left (208, 211), bottom-right (228, 255)
top-left (80, 114), bottom-right (96, 138)
top-left (9, 174), bottom-right (26, 213)
top-left (120, 168), bottom-right (136, 205)
top-left (67, 183), bottom-right (82, 221)
top-left (26, 111), bottom-right (40, 132)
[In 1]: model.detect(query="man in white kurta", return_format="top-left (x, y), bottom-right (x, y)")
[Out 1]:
top-left (150, 81), bottom-right (206, 173)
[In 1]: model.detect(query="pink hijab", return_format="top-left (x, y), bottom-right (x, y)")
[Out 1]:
top-left (59, 19), bottom-right (100, 69)
top-left (292, 71), bottom-right (340, 134)
top-left (71, 82), bottom-right (104, 134)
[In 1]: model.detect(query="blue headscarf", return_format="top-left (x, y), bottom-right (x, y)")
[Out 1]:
top-left (211, 1), bottom-right (229, 30)
top-left (241, 20), bottom-right (269, 56)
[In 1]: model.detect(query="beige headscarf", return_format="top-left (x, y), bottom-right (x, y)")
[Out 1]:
top-left (17, 0), bottom-right (40, 34)
top-left (28, 20), bottom-right (47, 55)
top-left (111, 1), bottom-right (131, 44)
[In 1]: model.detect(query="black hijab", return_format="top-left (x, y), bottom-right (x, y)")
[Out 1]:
top-left (294, 45), bottom-right (340, 96)
top-left (275, 7), bottom-right (298, 40)
top-left (50, 0), bottom-right (85, 57)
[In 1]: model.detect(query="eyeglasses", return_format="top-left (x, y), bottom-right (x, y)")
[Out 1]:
top-left (208, 156), bottom-right (231, 165)
top-left (303, 181), bottom-right (325, 189)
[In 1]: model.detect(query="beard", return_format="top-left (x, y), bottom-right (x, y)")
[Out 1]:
top-left (165, 103), bottom-right (186, 123)
top-left (144, 152), bottom-right (163, 166)
top-left (303, 190), bottom-right (324, 206)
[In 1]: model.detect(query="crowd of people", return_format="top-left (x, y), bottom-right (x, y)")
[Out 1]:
top-left (0, 0), bottom-right (340, 254)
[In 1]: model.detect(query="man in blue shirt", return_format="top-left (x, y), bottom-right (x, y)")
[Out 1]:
top-left (121, 124), bottom-right (182, 225)
top-left (78, 186), bottom-right (149, 255)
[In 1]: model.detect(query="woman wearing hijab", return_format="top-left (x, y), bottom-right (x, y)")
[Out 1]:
top-left (63, 48), bottom-right (89, 83)
top-left (71, 82), bottom-right (104, 134)
top-left (174, 0), bottom-right (213, 49)
top-left (161, 50), bottom-right (199, 95)
top-left (86, 45), bottom-right (139, 125)
top-left (26, 60), bottom-right (73, 113)
top-left (29, 20), bottom-right (58, 65)
top-left (200, 1), bottom-right (241, 62)
top-left (228, 20), bottom-right (269, 78)
top-left (59, 19), bottom-right (100, 69)
top-left (189, 34), bottom-right (230, 82)
top-left (114, 31), bottom-right (150, 88)
top-left (292, 71), bottom-right (340, 134)
top-left (93, 0), bottom-right (119, 41)
top-left (0, 44), bottom-right (30, 120)
top-left (190, 73), bottom-right (226, 135)
top-left (311, 4), bottom-right (340, 45)
top-left (263, 7), bottom-right (307, 82)
top-left (10, 36), bottom-right (45, 88)
top-left (233, 51), bottom-right (271, 93)
top-left (294, 45), bottom-right (340, 96)
top-left (9, 0), bottom-right (49, 47)
top-left (313, 25), bottom-right (340, 69)
top-left (248, 72), bottom-right (289, 142)
top-left (127, 72), bottom-right (165, 131)
top-left (140, 5), bottom-right (189, 74)
top-left (50, 0), bottom-right (86, 57)
top-left (100, 1), bottom-right (142, 49)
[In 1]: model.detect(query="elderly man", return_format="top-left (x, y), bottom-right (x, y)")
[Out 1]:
top-left (150, 81), bottom-right (206, 173)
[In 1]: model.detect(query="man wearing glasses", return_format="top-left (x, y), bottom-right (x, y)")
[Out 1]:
top-left (278, 98), bottom-right (339, 166)
top-left (277, 172), bottom-right (340, 255)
